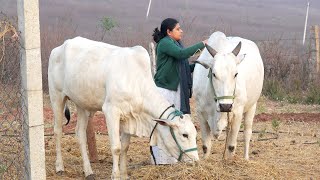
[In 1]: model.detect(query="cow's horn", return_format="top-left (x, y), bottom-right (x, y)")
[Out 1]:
top-left (194, 61), bottom-right (210, 69)
top-left (205, 44), bottom-right (217, 58)
top-left (232, 42), bottom-right (242, 56)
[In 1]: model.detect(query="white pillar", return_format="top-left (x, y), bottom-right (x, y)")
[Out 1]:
top-left (149, 42), bottom-right (156, 77)
top-left (17, 0), bottom-right (46, 179)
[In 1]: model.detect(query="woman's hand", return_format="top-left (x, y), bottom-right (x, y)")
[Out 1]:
top-left (202, 39), bottom-right (208, 45)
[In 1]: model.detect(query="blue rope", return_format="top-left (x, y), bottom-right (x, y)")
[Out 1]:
top-left (167, 109), bottom-right (183, 120)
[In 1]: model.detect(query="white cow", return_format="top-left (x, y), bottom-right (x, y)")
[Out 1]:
top-left (193, 32), bottom-right (264, 160)
top-left (48, 37), bottom-right (199, 179)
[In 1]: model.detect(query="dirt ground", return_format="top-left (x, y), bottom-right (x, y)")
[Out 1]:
top-left (41, 95), bottom-right (320, 180)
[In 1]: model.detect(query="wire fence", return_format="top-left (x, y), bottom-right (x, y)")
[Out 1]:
top-left (0, 15), bottom-right (28, 179)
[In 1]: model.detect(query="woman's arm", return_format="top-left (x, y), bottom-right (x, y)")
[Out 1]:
top-left (159, 38), bottom-right (205, 60)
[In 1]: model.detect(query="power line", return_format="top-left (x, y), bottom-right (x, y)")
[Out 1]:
top-left (252, 37), bottom-right (318, 42)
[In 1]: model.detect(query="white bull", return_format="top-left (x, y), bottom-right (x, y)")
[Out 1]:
top-left (48, 37), bottom-right (199, 179)
top-left (193, 32), bottom-right (264, 160)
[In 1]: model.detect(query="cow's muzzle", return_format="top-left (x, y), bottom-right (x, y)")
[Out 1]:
top-left (219, 103), bottom-right (232, 112)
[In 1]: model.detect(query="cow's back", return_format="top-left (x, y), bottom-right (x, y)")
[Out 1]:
top-left (48, 37), bottom-right (152, 111)
top-left (226, 37), bottom-right (264, 110)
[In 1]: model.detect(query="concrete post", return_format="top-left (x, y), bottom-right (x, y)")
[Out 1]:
top-left (149, 42), bottom-right (156, 77)
top-left (17, 0), bottom-right (46, 179)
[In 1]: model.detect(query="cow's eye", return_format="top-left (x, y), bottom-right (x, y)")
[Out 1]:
top-left (182, 134), bottom-right (188, 138)
top-left (234, 73), bottom-right (238, 78)
top-left (212, 73), bottom-right (216, 78)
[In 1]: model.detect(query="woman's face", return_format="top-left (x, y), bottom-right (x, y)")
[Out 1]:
top-left (167, 23), bottom-right (183, 41)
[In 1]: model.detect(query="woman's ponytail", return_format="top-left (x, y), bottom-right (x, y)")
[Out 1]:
top-left (152, 27), bottom-right (165, 43)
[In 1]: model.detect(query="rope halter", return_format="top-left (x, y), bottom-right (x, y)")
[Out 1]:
top-left (208, 68), bottom-right (236, 103)
top-left (149, 105), bottom-right (198, 163)
top-left (166, 109), bottom-right (198, 161)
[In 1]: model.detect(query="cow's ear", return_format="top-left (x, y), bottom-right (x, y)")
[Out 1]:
top-left (153, 119), bottom-right (177, 128)
top-left (236, 54), bottom-right (246, 65)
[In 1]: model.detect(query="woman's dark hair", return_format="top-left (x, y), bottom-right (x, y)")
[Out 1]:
top-left (152, 18), bottom-right (179, 43)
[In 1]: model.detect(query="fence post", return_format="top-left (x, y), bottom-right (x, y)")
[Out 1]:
top-left (17, 0), bottom-right (46, 179)
top-left (308, 25), bottom-right (320, 82)
top-left (315, 25), bottom-right (320, 73)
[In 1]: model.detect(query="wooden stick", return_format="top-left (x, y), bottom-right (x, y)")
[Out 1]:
top-left (87, 120), bottom-right (99, 163)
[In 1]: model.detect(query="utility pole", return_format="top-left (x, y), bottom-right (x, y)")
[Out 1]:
top-left (146, 0), bottom-right (152, 19)
top-left (303, 1), bottom-right (310, 45)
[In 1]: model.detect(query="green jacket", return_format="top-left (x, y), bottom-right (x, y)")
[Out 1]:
top-left (154, 36), bottom-right (205, 90)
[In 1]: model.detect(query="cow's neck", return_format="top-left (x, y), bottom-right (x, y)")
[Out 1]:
top-left (141, 86), bottom-right (184, 153)
top-left (144, 90), bottom-right (172, 119)
top-left (143, 86), bottom-right (175, 128)
top-left (120, 85), bottom-right (175, 138)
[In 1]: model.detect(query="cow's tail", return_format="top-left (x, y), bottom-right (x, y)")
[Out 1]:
top-left (64, 104), bottom-right (71, 125)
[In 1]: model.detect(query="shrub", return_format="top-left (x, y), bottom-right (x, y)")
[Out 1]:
top-left (305, 84), bottom-right (320, 104)
top-left (263, 79), bottom-right (285, 101)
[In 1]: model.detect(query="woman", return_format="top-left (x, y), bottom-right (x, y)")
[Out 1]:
top-left (150, 18), bottom-right (207, 165)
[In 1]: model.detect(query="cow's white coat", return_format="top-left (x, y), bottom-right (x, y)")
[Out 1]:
top-left (48, 37), bottom-right (199, 179)
top-left (193, 32), bottom-right (264, 159)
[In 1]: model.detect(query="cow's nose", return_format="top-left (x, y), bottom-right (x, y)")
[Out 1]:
top-left (213, 133), bottom-right (220, 139)
top-left (219, 104), bottom-right (232, 112)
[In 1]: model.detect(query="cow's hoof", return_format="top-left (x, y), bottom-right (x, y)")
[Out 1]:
top-left (56, 171), bottom-right (64, 176)
top-left (202, 145), bottom-right (208, 154)
top-left (85, 174), bottom-right (95, 180)
top-left (228, 146), bottom-right (235, 152)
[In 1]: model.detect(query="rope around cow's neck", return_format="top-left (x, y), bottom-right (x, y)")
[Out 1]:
top-left (149, 104), bottom-right (174, 164)
top-left (149, 104), bottom-right (175, 139)
top-left (223, 112), bottom-right (232, 159)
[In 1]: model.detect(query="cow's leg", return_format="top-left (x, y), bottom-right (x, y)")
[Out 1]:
top-left (51, 93), bottom-right (66, 174)
top-left (102, 103), bottom-right (121, 180)
top-left (224, 109), bottom-right (243, 160)
top-left (75, 106), bottom-right (94, 178)
top-left (199, 116), bottom-right (212, 158)
top-left (195, 107), bottom-right (212, 159)
top-left (120, 132), bottom-right (131, 179)
top-left (243, 103), bottom-right (256, 160)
